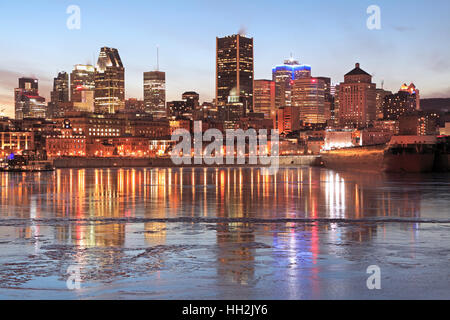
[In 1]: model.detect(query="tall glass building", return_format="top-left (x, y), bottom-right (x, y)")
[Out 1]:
top-left (94, 47), bottom-right (125, 114)
top-left (272, 58), bottom-right (311, 109)
top-left (143, 71), bottom-right (166, 119)
top-left (71, 64), bottom-right (95, 103)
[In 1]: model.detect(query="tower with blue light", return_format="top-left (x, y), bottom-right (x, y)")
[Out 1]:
top-left (272, 57), bottom-right (311, 109)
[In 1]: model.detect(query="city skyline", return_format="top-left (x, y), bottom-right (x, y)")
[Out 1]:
top-left (1, 0), bottom-right (450, 118)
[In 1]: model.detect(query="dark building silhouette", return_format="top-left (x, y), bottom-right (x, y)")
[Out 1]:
top-left (216, 34), bottom-right (254, 114)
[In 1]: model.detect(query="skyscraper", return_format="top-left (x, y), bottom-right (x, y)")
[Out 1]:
top-left (216, 34), bottom-right (254, 114)
top-left (71, 64), bottom-right (95, 103)
top-left (317, 76), bottom-right (333, 124)
top-left (48, 72), bottom-right (70, 118)
top-left (14, 78), bottom-right (46, 119)
top-left (51, 72), bottom-right (69, 103)
top-left (94, 47), bottom-right (125, 114)
top-left (292, 77), bottom-right (326, 125)
top-left (253, 79), bottom-right (275, 119)
top-left (338, 63), bottom-right (376, 128)
top-left (272, 58), bottom-right (311, 109)
top-left (143, 71), bottom-right (166, 118)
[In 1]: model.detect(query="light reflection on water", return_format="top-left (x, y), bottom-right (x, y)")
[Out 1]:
top-left (0, 167), bottom-right (449, 299)
top-left (1, 167), bottom-right (448, 222)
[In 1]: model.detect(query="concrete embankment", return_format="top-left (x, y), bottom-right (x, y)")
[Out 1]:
top-left (53, 155), bottom-right (321, 169)
top-left (320, 145), bottom-right (385, 172)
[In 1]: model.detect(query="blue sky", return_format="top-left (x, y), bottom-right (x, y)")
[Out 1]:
top-left (1, 0), bottom-right (449, 117)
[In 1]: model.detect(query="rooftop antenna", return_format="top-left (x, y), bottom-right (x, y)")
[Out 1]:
top-left (156, 45), bottom-right (160, 71)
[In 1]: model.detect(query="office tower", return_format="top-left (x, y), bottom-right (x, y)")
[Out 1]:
top-left (253, 79), bottom-right (275, 119)
top-left (292, 77), bottom-right (326, 125)
top-left (14, 78), bottom-right (46, 119)
top-left (144, 71), bottom-right (166, 118)
top-left (51, 72), bottom-right (69, 103)
top-left (94, 47), bottom-right (125, 114)
top-left (317, 76), bottom-right (333, 123)
top-left (333, 84), bottom-right (340, 126)
top-left (216, 34), bottom-right (254, 114)
top-left (383, 85), bottom-right (419, 120)
top-left (338, 63), bottom-right (376, 128)
top-left (48, 72), bottom-right (71, 118)
top-left (71, 64), bottom-right (95, 102)
top-left (375, 88), bottom-right (393, 120)
top-left (272, 58), bottom-right (311, 109)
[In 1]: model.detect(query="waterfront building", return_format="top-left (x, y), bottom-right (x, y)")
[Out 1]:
top-left (144, 71), bottom-right (166, 118)
top-left (14, 78), bottom-right (47, 120)
top-left (338, 63), bottom-right (376, 128)
top-left (399, 112), bottom-right (438, 136)
top-left (52, 112), bottom-right (170, 139)
top-left (0, 131), bottom-right (35, 156)
top-left (94, 47), bottom-right (125, 114)
top-left (216, 34), bottom-right (254, 114)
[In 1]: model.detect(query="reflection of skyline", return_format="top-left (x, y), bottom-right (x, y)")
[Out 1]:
top-left (0, 168), bottom-right (428, 282)
top-left (0, 167), bottom-right (441, 296)
top-left (0, 168), bottom-right (427, 243)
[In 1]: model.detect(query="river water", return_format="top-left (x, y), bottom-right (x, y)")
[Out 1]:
top-left (0, 167), bottom-right (449, 299)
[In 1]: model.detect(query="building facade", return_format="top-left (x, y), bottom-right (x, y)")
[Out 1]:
top-left (216, 34), bottom-right (254, 114)
top-left (272, 58), bottom-right (311, 109)
top-left (253, 79), bottom-right (275, 119)
top-left (94, 47), bottom-right (125, 114)
top-left (338, 63), bottom-right (376, 128)
top-left (292, 77), bottom-right (326, 125)
top-left (14, 78), bottom-right (46, 120)
top-left (383, 89), bottom-right (419, 121)
top-left (143, 71), bottom-right (166, 118)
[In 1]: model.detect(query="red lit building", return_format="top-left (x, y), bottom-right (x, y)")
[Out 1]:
top-left (338, 63), bottom-right (376, 128)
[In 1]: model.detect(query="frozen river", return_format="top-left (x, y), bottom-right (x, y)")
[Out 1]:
top-left (0, 167), bottom-right (449, 299)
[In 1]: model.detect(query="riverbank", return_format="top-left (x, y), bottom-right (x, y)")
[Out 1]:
top-left (53, 155), bottom-right (321, 168)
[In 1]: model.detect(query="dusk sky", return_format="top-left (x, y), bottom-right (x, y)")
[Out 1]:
top-left (1, 0), bottom-right (449, 117)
